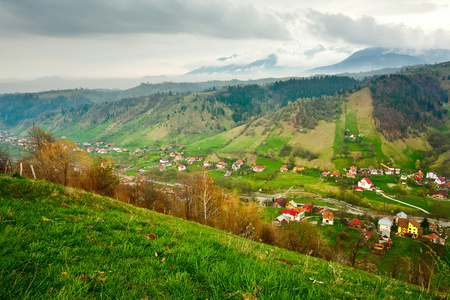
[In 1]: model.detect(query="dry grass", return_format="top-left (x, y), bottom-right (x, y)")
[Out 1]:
top-left (291, 120), bottom-right (336, 170)
top-left (347, 88), bottom-right (376, 138)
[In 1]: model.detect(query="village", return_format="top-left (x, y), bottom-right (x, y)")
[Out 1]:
top-left (2, 131), bottom-right (448, 247)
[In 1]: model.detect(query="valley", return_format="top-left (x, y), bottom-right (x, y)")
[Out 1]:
top-left (1, 61), bottom-right (450, 299)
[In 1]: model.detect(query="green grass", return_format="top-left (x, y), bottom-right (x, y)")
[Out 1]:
top-left (255, 157), bottom-right (283, 173)
top-left (345, 111), bottom-right (359, 136)
top-left (255, 135), bottom-right (290, 155)
top-left (0, 175), bottom-right (435, 299)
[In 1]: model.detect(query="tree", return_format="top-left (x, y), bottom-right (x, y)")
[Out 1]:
top-left (0, 145), bottom-right (9, 173)
top-left (195, 173), bottom-right (225, 224)
top-left (421, 217), bottom-right (430, 230)
top-left (415, 159), bottom-right (421, 170)
top-left (38, 139), bottom-right (80, 186)
top-left (181, 173), bottom-right (226, 224)
top-left (27, 126), bottom-right (55, 155)
top-left (85, 156), bottom-right (119, 196)
top-left (385, 254), bottom-right (406, 279)
top-left (348, 229), bottom-right (366, 267)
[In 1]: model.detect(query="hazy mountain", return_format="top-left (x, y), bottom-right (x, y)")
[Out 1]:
top-left (186, 54), bottom-right (278, 75)
top-left (303, 47), bottom-right (450, 75)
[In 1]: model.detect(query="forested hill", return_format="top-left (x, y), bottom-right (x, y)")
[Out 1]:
top-left (0, 93), bottom-right (92, 127)
top-left (371, 74), bottom-right (448, 141)
top-left (0, 76), bottom-right (359, 137)
top-left (210, 76), bottom-right (358, 122)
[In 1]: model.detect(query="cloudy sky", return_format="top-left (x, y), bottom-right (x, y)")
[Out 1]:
top-left (1, 0), bottom-right (450, 86)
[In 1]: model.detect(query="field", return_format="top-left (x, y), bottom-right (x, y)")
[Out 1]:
top-left (0, 175), bottom-right (434, 299)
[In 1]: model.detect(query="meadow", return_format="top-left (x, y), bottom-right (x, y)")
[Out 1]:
top-left (0, 175), bottom-right (435, 299)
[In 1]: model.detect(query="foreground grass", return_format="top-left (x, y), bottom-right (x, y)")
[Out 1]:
top-left (0, 176), bottom-right (436, 299)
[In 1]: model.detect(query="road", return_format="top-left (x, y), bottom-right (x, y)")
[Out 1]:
top-left (377, 190), bottom-right (431, 214)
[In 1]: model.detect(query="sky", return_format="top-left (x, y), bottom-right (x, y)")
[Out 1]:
top-left (1, 0), bottom-right (450, 87)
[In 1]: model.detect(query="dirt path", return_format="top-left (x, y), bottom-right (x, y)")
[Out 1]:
top-left (377, 190), bottom-right (431, 214)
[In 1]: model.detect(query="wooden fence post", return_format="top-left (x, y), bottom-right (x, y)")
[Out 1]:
top-left (30, 165), bottom-right (36, 179)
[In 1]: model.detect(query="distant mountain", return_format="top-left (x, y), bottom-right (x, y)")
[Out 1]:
top-left (186, 54), bottom-right (278, 75)
top-left (303, 47), bottom-right (450, 75)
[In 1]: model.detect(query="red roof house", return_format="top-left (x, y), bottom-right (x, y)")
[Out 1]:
top-left (348, 218), bottom-right (363, 229)
top-left (303, 202), bottom-right (313, 213)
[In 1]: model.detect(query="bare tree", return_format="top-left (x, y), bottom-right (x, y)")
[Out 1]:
top-left (348, 229), bottom-right (366, 267)
top-left (27, 126), bottom-right (55, 155)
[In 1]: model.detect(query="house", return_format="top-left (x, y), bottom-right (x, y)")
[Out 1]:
top-left (415, 171), bottom-right (424, 178)
top-left (378, 230), bottom-right (391, 244)
top-left (429, 222), bottom-right (438, 233)
top-left (282, 209), bottom-right (303, 222)
top-left (397, 218), bottom-right (420, 238)
top-left (364, 231), bottom-right (373, 240)
top-left (160, 157), bottom-right (170, 165)
top-left (322, 209), bottom-right (334, 225)
top-left (422, 234), bottom-right (445, 245)
top-left (187, 157), bottom-right (196, 165)
top-left (224, 171), bottom-right (232, 177)
top-left (217, 162), bottom-right (227, 170)
top-left (303, 202), bottom-right (313, 213)
top-left (435, 177), bottom-right (446, 185)
top-left (348, 219), bottom-right (363, 229)
top-left (330, 173), bottom-right (339, 177)
top-left (394, 212), bottom-right (407, 224)
top-left (432, 190), bottom-right (448, 199)
top-left (293, 165), bottom-right (305, 172)
top-left (273, 197), bottom-right (287, 208)
top-left (349, 166), bottom-right (357, 174)
top-left (282, 209), bottom-right (297, 221)
top-left (285, 201), bottom-right (298, 209)
top-left (322, 172), bottom-right (330, 176)
top-left (426, 171), bottom-right (438, 180)
top-left (203, 161), bottom-right (212, 168)
top-left (415, 177), bottom-right (423, 183)
top-left (177, 165), bottom-right (186, 171)
top-left (174, 154), bottom-right (184, 162)
top-left (346, 172), bottom-right (355, 178)
top-left (358, 178), bottom-right (374, 190)
top-left (280, 165), bottom-right (289, 172)
top-left (369, 167), bottom-right (380, 175)
top-left (355, 187), bottom-right (363, 192)
top-left (394, 168), bottom-right (401, 175)
top-left (384, 168), bottom-right (394, 175)
top-left (400, 174), bottom-right (408, 181)
top-left (294, 207), bottom-right (305, 219)
top-left (377, 216), bottom-right (393, 232)
top-left (232, 160), bottom-right (244, 171)
top-left (253, 165), bottom-right (265, 172)
top-left (87, 147), bottom-right (94, 153)
top-left (274, 215), bottom-right (290, 224)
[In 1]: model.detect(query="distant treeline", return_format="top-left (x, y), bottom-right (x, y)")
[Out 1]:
top-left (371, 74), bottom-right (448, 140)
top-left (0, 93), bottom-right (91, 127)
top-left (210, 76), bottom-right (358, 122)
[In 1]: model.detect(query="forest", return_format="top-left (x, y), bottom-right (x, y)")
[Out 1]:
top-left (370, 74), bottom-right (448, 141)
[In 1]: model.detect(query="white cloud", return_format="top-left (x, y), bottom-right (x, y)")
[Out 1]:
top-left (305, 9), bottom-right (450, 49)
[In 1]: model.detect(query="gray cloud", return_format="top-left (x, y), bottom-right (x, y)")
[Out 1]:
top-left (0, 0), bottom-right (291, 39)
top-left (305, 9), bottom-right (450, 49)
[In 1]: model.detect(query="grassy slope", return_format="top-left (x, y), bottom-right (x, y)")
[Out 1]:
top-left (334, 87), bottom-right (434, 171)
top-left (0, 176), bottom-right (432, 299)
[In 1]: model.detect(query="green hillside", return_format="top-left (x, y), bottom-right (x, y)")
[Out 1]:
top-left (1, 63), bottom-right (450, 174)
top-left (0, 175), bottom-right (434, 299)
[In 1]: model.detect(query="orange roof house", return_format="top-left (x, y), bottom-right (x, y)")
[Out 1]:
top-left (322, 209), bottom-right (334, 225)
